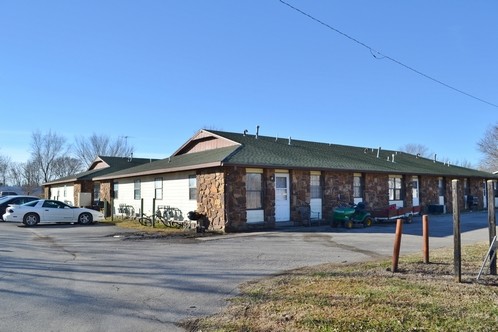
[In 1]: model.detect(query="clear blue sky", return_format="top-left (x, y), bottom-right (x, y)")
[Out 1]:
top-left (1, 1), bottom-right (497, 166)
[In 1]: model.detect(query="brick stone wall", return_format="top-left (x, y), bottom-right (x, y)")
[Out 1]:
top-left (73, 183), bottom-right (82, 206)
top-left (100, 181), bottom-right (112, 217)
top-left (224, 166), bottom-right (246, 231)
top-left (322, 171), bottom-right (353, 220)
top-left (197, 169), bottom-right (225, 231)
top-left (290, 170), bottom-right (310, 221)
top-left (263, 169), bottom-right (275, 226)
top-left (364, 173), bottom-right (389, 208)
top-left (419, 176), bottom-right (441, 212)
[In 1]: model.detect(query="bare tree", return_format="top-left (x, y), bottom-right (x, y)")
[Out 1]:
top-left (7, 160), bottom-right (42, 193)
top-left (399, 143), bottom-right (431, 157)
top-left (0, 154), bottom-right (10, 185)
top-left (8, 162), bottom-right (24, 187)
top-left (31, 130), bottom-right (68, 183)
top-left (51, 156), bottom-right (83, 179)
top-left (74, 134), bottom-right (134, 167)
top-left (477, 123), bottom-right (498, 172)
top-left (21, 160), bottom-right (43, 194)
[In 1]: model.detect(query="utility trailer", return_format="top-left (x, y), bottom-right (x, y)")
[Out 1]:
top-left (370, 204), bottom-right (420, 224)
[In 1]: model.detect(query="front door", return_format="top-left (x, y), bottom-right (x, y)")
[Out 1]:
top-left (275, 174), bottom-right (290, 222)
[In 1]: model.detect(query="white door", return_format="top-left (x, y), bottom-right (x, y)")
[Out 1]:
top-left (275, 174), bottom-right (290, 222)
top-left (412, 176), bottom-right (420, 207)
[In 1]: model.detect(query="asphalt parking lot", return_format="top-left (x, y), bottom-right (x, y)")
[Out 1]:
top-left (0, 211), bottom-right (495, 332)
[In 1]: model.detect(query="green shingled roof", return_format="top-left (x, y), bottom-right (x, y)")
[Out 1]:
top-left (208, 130), bottom-right (494, 178)
top-left (93, 130), bottom-right (496, 180)
top-left (44, 156), bottom-right (158, 185)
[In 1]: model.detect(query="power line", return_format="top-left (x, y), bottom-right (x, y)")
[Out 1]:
top-left (279, 0), bottom-right (498, 109)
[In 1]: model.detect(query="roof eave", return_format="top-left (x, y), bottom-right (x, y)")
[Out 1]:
top-left (93, 161), bottom-right (224, 181)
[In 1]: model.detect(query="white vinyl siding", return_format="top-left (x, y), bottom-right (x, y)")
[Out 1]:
top-left (50, 184), bottom-right (75, 205)
top-left (112, 173), bottom-right (197, 219)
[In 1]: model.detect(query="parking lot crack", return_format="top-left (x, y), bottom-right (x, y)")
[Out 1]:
top-left (32, 233), bottom-right (77, 261)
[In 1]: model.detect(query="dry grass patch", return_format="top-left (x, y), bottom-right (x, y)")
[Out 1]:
top-left (105, 218), bottom-right (185, 234)
top-left (182, 242), bottom-right (498, 331)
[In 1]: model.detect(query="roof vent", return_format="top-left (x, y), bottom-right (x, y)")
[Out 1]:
top-left (288, 136), bottom-right (292, 145)
top-left (128, 153), bottom-right (133, 162)
top-left (243, 129), bottom-right (248, 136)
top-left (416, 153), bottom-right (420, 159)
top-left (376, 147), bottom-right (381, 158)
top-left (255, 125), bottom-right (259, 139)
top-left (392, 153), bottom-right (395, 163)
top-left (433, 154), bottom-right (437, 163)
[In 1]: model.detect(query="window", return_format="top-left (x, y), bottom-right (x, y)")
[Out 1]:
top-left (310, 174), bottom-right (321, 199)
top-left (134, 180), bottom-right (141, 200)
top-left (389, 176), bottom-right (403, 200)
top-left (189, 175), bottom-right (197, 200)
top-left (113, 182), bottom-right (119, 199)
top-left (246, 173), bottom-right (262, 209)
top-left (154, 177), bottom-right (163, 200)
top-left (353, 173), bottom-right (364, 198)
top-left (93, 183), bottom-right (101, 202)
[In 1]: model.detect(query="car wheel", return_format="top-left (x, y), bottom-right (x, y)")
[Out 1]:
top-left (23, 213), bottom-right (39, 226)
top-left (78, 212), bottom-right (93, 225)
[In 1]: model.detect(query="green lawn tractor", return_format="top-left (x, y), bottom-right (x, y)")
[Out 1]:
top-left (331, 202), bottom-right (374, 228)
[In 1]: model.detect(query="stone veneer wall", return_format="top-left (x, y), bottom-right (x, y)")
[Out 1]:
top-left (364, 173), bottom-right (389, 208)
top-left (403, 176), bottom-right (414, 208)
top-left (263, 169), bottom-right (276, 226)
top-left (322, 171), bottom-right (354, 220)
top-left (100, 181), bottom-right (112, 217)
top-left (469, 178), bottom-right (484, 210)
top-left (224, 166), bottom-right (246, 231)
top-left (419, 176), bottom-right (440, 212)
top-left (73, 183), bottom-right (82, 206)
top-left (197, 169), bottom-right (226, 231)
top-left (290, 170), bottom-right (310, 221)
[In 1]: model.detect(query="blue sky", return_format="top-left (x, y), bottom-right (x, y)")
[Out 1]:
top-left (1, 1), bottom-right (497, 166)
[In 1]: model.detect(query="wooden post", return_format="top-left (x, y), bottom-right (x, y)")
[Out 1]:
top-left (423, 214), bottom-right (429, 263)
top-left (140, 198), bottom-right (144, 223)
top-left (487, 180), bottom-right (497, 275)
top-left (452, 179), bottom-right (461, 283)
top-left (152, 198), bottom-right (156, 228)
top-left (392, 218), bottom-right (403, 272)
